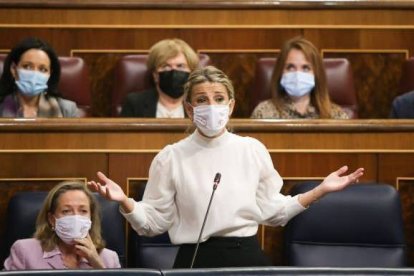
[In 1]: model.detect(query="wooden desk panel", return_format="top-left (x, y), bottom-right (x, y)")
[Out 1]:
top-left (0, 118), bottom-right (413, 266)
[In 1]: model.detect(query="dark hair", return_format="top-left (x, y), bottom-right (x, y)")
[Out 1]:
top-left (0, 37), bottom-right (61, 101)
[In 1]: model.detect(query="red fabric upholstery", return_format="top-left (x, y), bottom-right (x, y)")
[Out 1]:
top-left (112, 54), bottom-right (211, 116)
top-left (250, 57), bottom-right (358, 118)
top-left (397, 57), bottom-right (414, 94)
top-left (58, 57), bottom-right (91, 117)
top-left (0, 54), bottom-right (91, 117)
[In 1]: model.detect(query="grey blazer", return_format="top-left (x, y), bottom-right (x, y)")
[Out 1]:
top-left (58, 97), bottom-right (79, 117)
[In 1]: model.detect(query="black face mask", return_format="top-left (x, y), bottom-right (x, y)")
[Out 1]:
top-left (158, 70), bottom-right (190, 99)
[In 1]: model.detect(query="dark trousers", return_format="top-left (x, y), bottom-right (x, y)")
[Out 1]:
top-left (173, 235), bottom-right (272, 268)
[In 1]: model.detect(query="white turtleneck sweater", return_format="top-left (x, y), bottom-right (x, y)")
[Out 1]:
top-left (121, 130), bottom-right (305, 244)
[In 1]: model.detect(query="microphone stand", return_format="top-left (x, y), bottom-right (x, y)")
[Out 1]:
top-left (190, 176), bottom-right (220, 268)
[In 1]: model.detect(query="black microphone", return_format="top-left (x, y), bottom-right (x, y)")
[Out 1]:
top-left (190, 172), bottom-right (221, 268)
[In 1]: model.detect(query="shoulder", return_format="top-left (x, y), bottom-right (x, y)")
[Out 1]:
top-left (57, 97), bottom-right (77, 108)
top-left (390, 91), bottom-right (414, 118)
top-left (125, 88), bottom-right (157, 102)
top-left (251, 99), bottom-right (279, 119)
top-left (394, 91), bottom-right (414, 105)
top-left (56, 97), bottom-right (79, 117)
top-left (153, 133), bottom-right (195, 163)
top-left (121, 88), bottom-right (158, 117)
top-left (152, 144), bottom-right (175, 165)
top-left (12, 238), bottom-right (41, 249)
top-left (229, 132), bottom-right (269, 154)
top-left (4, 238), bottom-right (47, 270)
top-left (99, 248), bottom-right (121, 268)
top-left (9, 238), bottom-right (43, 258)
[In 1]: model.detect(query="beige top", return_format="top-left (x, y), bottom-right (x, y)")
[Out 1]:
top-left (251, 99), bottom-right (349, 119)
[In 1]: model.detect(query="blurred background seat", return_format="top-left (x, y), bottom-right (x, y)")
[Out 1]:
top-left (57, 57), bottom-right (91, 117)
top-left (397, 57), bottom-right (414, 95)
top-left (0, 54), bottom-right (92, 117)
top-left (1, 191), bottom-right (126, 268)
top-left (111, 53), bottom-right (211, 116)
top-left (250, 57), bottom-right (358, 118)
top-left (128, 182), bottom-right (178, 269)
top-left (284, 182), bottom-right (406, 267)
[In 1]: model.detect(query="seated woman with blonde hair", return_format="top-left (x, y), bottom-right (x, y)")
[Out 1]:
top-left (89, 66), bottom-right (363, 268)
top-left (4, 181), bottom-right (120, 270)
top-left (251, 37), bottom-right (348, 119)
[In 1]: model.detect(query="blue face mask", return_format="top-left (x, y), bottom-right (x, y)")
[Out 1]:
top-left (15, 69), bottom-right (49, 97)
top-left (280, 71), bottom-right (315, 98)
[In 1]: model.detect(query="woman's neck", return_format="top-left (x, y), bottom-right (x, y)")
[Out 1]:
top-left (58, 241), bottom-right (77, 255)
top-left (58, 242), bottom-right (80, 268)
top-left (290, 94), bottom-right (311, 115)
top-left (197, 127), bottom-right (226, 139)
top-left (17, 93), bottom-right (40, 117)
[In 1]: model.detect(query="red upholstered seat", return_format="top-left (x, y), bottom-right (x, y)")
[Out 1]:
top-left (58, 57), bottom-right (91, 117)
top-left (112, 54), bottom-right (211, 116)
top-left (250, 57), bottom-right (358, 118)
top-left (0, 54), bottom-right (91, 117)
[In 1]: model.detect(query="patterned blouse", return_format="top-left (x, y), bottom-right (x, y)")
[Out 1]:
top-left (251, 99), bottom-right (349, 119)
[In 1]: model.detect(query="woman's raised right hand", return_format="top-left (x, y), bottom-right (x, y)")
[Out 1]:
top-left (88, 171), bottom-right (127, 203)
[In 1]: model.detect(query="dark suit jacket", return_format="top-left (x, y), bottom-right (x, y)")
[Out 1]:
top-left (120, 88), bottom-right (158, 117)
top-left (390, 90), bottom-right (414, 118)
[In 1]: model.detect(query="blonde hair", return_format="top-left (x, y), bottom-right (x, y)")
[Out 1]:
top-left (34, 181), bottom-right (105, 252)
top-left (184, 66), bottom-right (235, 103)
top-left (270, 36), bottom-right (333, 118)
top-left (147, 38), bottom-right (199, 73)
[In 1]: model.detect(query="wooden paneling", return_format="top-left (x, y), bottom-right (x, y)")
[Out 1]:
top-left (196, 51), bottom-right (280, 117)
top-left (0, 119), bottom-right (413, 266)
top-left (2, 6), bottom-right (414, 26)
top-left (0, 153), bottom-right (107, 178)
top-left (1, 0), bottom-right (414, 265)
top-left (1, 3), bottom-right (414, 118)
top-left (271, 153), bottom-right (377, 181)
top-left (323, 52), bottom-right (407, 118)
top-left (379, 154), bottom-right (414, 186)
top-left (109, 153), bottom-right (156, 191)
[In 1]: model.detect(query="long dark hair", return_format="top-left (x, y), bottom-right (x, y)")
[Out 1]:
top-left (0, 37), bottom-right (61, 101)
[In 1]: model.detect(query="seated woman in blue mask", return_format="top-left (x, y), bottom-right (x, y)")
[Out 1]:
top-left (89, 66), bottom-right (363, 268)
top-left (4, 181), bottom-right (120, 270)
top-left (251, 37), bottom-right (348, 119)
top-left (0, 37), bottom-right (79, 117)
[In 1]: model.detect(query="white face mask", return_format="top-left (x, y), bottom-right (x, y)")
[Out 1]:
top-left (54, 215), bottom-right (92, 245)
top-left (193, 104), bottom-right (230, 137)
top-left (280, 71), bottom-right (315, 98)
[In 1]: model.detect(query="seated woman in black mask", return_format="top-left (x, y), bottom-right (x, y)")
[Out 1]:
top-left (120, 38), bottom-right (199, 118)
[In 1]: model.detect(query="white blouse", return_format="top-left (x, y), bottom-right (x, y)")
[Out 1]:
top-left (121, 130), bottom-right (305, 244)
